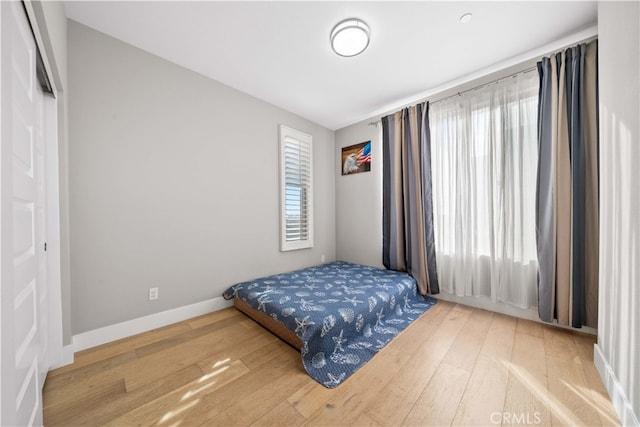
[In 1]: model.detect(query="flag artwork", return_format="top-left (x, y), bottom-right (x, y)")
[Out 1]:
top-left (341, 141), bottom-right (372, 175)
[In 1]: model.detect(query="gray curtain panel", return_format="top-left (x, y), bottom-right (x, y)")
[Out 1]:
top-left (382, 102), bottom-right (439, 295)
top-left (536, 40), bottom-right (599, 328)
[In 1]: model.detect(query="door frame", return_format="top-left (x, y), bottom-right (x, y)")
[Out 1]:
top-left (0, 2), bottom-right (63, 424)
top-left (21, 0), bottom-right (64, 370)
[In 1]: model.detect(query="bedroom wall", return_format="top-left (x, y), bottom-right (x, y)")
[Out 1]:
top-left (67, 21), bottom-right (335, 335)
top-left (335, 121), bottom-right (383, 268)
top-left (595, 2), bottom-right (640, 425)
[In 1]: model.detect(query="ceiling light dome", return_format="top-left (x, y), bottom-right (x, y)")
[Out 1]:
top-left (330, 18), bottom-right (370, 57)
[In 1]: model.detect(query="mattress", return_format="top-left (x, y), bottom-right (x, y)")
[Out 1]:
top-left (223, 261), bottom-right (436, 388)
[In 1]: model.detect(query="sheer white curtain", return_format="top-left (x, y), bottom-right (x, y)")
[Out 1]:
top-left (430, 72), bottom-right (539, 308)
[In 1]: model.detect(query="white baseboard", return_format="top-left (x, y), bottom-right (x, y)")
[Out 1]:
top-left (433, 292), bottom-right (597, 335)
top-left (594, 343), bottom-right (640, 427)
top-left (47, 343), bottom-right (75, 370)
top-left (433, 292), bottom-right (540, 321)
top-left (61, 344), bottom-right (74, 366)
top-left (72, 296), bottom-right (233, 353)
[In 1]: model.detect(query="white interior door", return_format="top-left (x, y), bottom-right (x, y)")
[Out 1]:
top-left (1, 1), bottom-right (49, 425)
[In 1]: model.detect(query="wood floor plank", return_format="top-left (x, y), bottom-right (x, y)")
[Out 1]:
top-left (510, 332), bottom-right (548, 381)
top-left (208, 362), bottom-right (310, 426)
top-left (516, 318), bottom-right (544, 338)
top-left (543, 325), bottom-right (581, 364)
top-left (240, 339), bottom-right (293, 370)
top-left (402, 362), bottom-right (470, 426)
top-left (570, 333), bottom-right (618, 425)
top-left (42, 306), bottom-right (619, 427)
top-left (352, 412), bottom-right (381, 426)
top-left (480, 313), bottom-right (517, 360)
top-left (123, 321), bottom-right (269, 391)
top-left (450, 314), bottom-right (516, 426)
top-left (251, 401), bottom-right (307, 427)
top-left (43, 360), bottom-right (132, 410)
top-left (573, 332), bottom-right (596, 363)
top-left (382, 308), bottom-right (439, 356)
top-left (134, 312), bottom-right (245, 359)
top-left (304, 348), bottom-right (410, 426)
top-left (579, 360), bottom-right (620, 426)
top-left (451, 353), bottom-right (511, 426)
top-left (286, 379), bottom-right (336, 419)
top-left (365, 304), bottom-right (473, 425)
top-left (442, 307), bottom-right (493, 372)
top-left (196, 332), bottom-right (279, 374)
top-left (44, 364), bottom-right (204, 426)
top-left (414, 299), bottom-right (456, 327)
top-left (546, 354), bottom-right (602, 426)
top-left (43, 351), bottom-right (136, 397)
top-left (502, 333), bottom-right (551, 427)
top-left (105, 359), bottom-right (250, 426)
top-left (177, 350), bottom-right (302, 426)
top-left (187, 307), bottom-right (242, 329)
top-left (289, 303), bottom-right (456, 424)
top-left (43, 379), bottom-right (126, 426)
top-left (46, 322), bottom-right (192, 378)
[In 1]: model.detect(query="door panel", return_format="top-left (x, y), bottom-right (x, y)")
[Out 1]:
top-left (15, 360), bottom-right (38, 425)
top-left (1, 1), bottom-right (47, 425)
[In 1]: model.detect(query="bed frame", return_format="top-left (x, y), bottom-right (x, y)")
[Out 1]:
top-left (234, 298), bottom-right (302, 350)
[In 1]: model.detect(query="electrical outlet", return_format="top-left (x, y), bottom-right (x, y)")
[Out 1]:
top-left (149, 287), bottom-right (159, 301)
top-left (321, 255), bottom-right (326, 263)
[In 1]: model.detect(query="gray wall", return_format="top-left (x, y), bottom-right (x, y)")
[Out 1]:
top-left (596, 2), bottom-right (640, 425)
top-left (335, 121), bottom-right (383, 268)
top-left (68, 21), bottom-right (335, 334)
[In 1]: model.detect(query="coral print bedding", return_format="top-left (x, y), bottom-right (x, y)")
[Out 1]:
top-left (223, 261), bottom-right (436, 388)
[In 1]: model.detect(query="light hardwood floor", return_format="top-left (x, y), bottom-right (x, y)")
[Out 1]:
top-left (43, 301), bottom-right (620, 426)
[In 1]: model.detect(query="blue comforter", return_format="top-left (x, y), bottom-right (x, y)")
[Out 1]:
top-left (223, 261), bottom-right (436, 388)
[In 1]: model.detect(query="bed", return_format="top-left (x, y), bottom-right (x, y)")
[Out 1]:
top-left (222, 261), bottom-right (436, 388)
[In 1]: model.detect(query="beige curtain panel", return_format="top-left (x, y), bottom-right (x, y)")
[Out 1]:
top-left (536, 40), bottom-right (599, 328)
top-left (382, 102), bottom-right (439, 295)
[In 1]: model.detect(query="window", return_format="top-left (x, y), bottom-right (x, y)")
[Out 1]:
top-left (429, 71), bottom-right (539, 308)
top-left (279, 125), bottom-right (313, 251)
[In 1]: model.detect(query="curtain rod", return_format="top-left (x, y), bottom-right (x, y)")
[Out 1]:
top-left (432, 36), bottom-right (597, 106)
top-left (368, 65), bottom-right (538, 127)
top-left (367, 35), bottom-right (597, 127)
top-left (430, 66), bottom-right (537, 105)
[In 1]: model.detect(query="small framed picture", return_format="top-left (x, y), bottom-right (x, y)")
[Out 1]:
top-left (341, 141), bottom-right (371, 175)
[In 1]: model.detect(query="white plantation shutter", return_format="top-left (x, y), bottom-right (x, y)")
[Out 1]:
top-left (280, 125), bottom-right (313, 251)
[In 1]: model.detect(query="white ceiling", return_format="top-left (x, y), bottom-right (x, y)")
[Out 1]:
top-left (64, 1), bottom-right (597, 130)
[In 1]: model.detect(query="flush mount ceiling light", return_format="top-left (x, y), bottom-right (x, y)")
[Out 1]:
top-left (459, 13), bottom-right (473, 24)
top-left (330, 18), bottom-right (370, 57)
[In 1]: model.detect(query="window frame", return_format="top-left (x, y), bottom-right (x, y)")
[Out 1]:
top-left (279, 125), bottom-right (314, 251)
